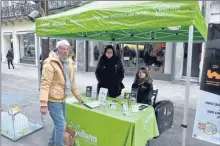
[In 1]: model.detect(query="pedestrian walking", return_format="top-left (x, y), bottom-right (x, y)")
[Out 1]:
top-left (6, 49), bottom-right (14, 69)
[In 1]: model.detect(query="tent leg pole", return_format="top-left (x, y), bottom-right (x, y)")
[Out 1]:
top-left (136, 43), bottom-right (139, 71)
top-left (181, 25), bottom-right (194, 146)
top-left (36, 36), bottom-right (41, 90)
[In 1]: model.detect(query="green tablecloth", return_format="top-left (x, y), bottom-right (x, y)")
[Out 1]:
top-left (66, 97), bottom-right (159, 146)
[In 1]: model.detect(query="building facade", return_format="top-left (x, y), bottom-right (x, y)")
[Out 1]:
top-left (1, 1), bottom-right (87, 65)
top-left (1, 1), bottom-right (219, 82)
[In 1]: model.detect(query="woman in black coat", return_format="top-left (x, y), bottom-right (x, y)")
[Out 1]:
top-left (95, 45), bottom-right (124, 98)
top-left (132, 67), bottom-right (153, 104)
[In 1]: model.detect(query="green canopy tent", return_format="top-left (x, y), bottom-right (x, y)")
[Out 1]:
top-left (35, 1), bottom-right (207, 146)
top-left (36, 1), bottom-right (206, 42)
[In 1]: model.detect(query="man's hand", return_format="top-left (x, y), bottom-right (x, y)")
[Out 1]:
top-left (76, 96), bottom-right (84, 104)
top-left (40, 106), bottom-right (48, 115)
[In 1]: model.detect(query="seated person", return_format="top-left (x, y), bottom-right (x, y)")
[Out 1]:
top-left (155, 47), bottom-right (165, 67)
top-left (132, 67), bottom-right (153, 104)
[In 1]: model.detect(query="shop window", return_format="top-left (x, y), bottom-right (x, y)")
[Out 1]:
top-left (18, 33), bottom-right (35, 62)
top-left (122, 42), bottom-right (166, 73)
top-left (87, 41), bottom-right (109, 68)
top-left (49, 39), bottom-right (57, 49)
top-left (94, 45), bottom-right (100, 61)
top-left (2, 1), bottom-right (9, 7)
top-left (208, 24), bottom-right (220, 40)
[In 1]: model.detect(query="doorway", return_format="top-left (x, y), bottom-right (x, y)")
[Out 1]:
top-left (182, 43), bottom-right (202, 78)
top-left (2, 34), bottom-right (12, 62)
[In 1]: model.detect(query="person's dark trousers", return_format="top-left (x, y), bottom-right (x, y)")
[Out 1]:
top-left (7, 59), bottom-right (14, 69)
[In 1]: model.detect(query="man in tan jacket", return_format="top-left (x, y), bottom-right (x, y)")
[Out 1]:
top-left (40, 40), bottom-right (83, 146)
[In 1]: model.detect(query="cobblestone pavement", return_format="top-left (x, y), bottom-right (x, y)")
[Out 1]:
top-left (1, 63), bottom-right (217, 146)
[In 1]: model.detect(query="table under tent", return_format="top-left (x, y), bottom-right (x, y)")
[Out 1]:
top-left (35, 1), bottom-right (207, 146)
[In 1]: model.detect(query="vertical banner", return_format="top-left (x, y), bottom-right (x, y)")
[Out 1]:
top-left (193, 24), bottom-right (220, 145)
top-left (192, 60), bottom-right (220, 145)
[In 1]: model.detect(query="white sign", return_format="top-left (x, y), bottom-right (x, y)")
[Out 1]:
top-left (193, 60), bottom-right (220, 145)
top-left (97, 88), bottom-right (108, 102)
top-left (192, 91), bottom-right (220, 145)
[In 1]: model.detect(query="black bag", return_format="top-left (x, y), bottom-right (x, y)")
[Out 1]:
top-left (154, 100), bottom-right (174, 135)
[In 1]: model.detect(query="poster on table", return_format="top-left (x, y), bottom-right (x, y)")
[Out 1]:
top-left (193, 52), bottom-right (220, 144)
top-left (97, 88), bottom-right (108, 102)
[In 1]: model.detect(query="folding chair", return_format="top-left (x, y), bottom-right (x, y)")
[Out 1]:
top-left (151, 89), bottom-right (159, 107)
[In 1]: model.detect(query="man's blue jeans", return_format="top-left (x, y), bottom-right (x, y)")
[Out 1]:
top-left (48, 102), bottom-right (66, 146)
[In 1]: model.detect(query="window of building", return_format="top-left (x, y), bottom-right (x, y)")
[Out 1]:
top-left (122, 42), bottom-right (166, 73)
top-left (88, 41), bottom-right (109, 68)
top-left (2, 1), bottom-right (9, 7)
top-left (10, 1), bottom-right (14, 6)
top-left (18, 33), bottom-right (35, 62)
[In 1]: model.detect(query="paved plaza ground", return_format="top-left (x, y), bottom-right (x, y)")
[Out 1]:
top-left (1, 63), bottom-right (217, 146)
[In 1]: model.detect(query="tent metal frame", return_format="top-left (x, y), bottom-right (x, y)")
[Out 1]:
top-left (36, 25), bottom-right (195, 146)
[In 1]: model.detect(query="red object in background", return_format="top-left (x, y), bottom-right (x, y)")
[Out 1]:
top-left (199, 53), bottom-right (201, 61)
top-left (199, 43), bottom-right (202, 61)
top-left (160, 42), bottom-right (166, 48)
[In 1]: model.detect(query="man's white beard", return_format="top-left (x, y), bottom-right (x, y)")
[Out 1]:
top-left (57, 52), bottom-right (68, 59)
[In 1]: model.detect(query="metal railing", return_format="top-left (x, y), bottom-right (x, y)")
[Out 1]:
top-left (48, 0), bottom-right (84, 10)
top-left (1, 3), bottom-right (38, 19)
top-left (1, 0), bottom-right (88, 20)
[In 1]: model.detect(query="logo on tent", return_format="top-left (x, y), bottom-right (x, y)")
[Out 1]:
top-left (40, 22), bottom-right (50, 27)
top-left (153, 4), bottom-right (181, 20)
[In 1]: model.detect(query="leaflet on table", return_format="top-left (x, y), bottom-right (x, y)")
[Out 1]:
top-left (97, 88), bottom-right (108, 102)
top-left (192, 60), bottom-right (220, 145)
top-left (83, 101), bottom-right (100, 109)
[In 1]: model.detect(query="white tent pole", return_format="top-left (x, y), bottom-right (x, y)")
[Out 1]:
top-left (181, 25), bottom-right (194, 146)
top-left (36, 36), bottom-right (41, 90)
top-left (136, 43), bottom-right (139, 71)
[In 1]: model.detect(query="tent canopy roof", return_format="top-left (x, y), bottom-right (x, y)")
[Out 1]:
top-left (36, 1), bottom-right (207, 42)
